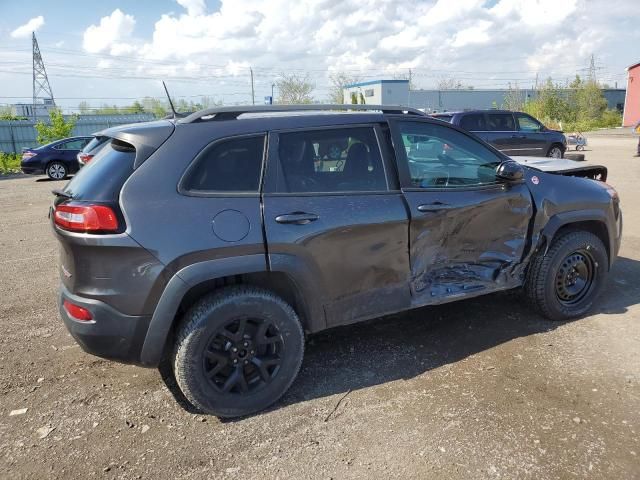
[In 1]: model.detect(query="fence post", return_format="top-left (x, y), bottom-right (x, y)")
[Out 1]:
top-left (8, 121), bottom-right (17, 155)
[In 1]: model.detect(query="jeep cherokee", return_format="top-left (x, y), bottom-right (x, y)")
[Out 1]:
top-left (51, 104), bottom-right (622, 417)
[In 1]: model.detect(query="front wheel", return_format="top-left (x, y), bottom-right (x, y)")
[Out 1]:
top-left (525, 230), bottom-right (608, 321)
top-left (172, 286), bottom-right (304, 417)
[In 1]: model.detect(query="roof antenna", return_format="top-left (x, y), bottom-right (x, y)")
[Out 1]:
top-left (162, 81), bottom-right (178, 119)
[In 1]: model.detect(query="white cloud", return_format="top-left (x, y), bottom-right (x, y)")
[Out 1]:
top-left (10, 16), bottom-right (45, 38)
top-left (82, 9), bottom-right (136, 55)
top-left (452, 21), bottom-right (493, 48)
top-left (176, 0), bottom-right (207, 16)
top-left (23, 0), bottom-right (631, 104)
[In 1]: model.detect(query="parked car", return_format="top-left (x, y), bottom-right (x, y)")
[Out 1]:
top-left (21, 136), bottom-right (93, 180)
top-left (51, 105), bottom-right (621, 418)
top-left (431, 110), bottom-right (567, 158)
top-left (77, 135), bottom-right (109, 167)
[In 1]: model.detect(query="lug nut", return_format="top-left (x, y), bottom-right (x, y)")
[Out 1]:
top-left (244, 360), bottom-right (248, 365)
top-left (232, 347), bottom-right (238, 352)
top-left (250, 350), bottom-right (255, 355)
top-left (243, 342), bottom-right (249, 347)
top-left (233, 359), bottom-right (238, 364)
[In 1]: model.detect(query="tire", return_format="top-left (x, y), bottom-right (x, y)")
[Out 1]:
top-left (576, 145), bottom-right (585, 151)
top-left (525, 230), bottom-right (608, 321)
top-left (547, 145), bottom-right (564, 158)
top-left (46, 161), bottom-right (68, 180)
top-left (172, 286), bottom-right (304, 418)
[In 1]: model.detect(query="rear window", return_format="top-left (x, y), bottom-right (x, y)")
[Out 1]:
top-left (62, 138), bottom-right (135, 202)
top-left (83, 136), bottom-right (109, 154)
top-left (181, 135), bottom-right (265, 193)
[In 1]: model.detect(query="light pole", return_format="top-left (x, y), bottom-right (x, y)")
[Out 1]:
top-left (271, 83), bottom-right (275, 104)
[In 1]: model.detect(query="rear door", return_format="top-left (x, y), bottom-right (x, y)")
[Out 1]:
top-left (484, 112), bottom-right (522, 155)
top-left (262, 124), bottom-right (410, 328)
top-left (514, 112), bottom-right (547, 156)
top-left (458, 112), bottom-right (489, 141)
top-left (389, 119), bottom-right (533, 305)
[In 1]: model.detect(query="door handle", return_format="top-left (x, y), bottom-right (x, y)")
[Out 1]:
top-left (417, 203), bottom-right (454, 212)
top-left (275, 212), bottom-right (319, 224)
top-left (511, 134), bottom-right (526, 138)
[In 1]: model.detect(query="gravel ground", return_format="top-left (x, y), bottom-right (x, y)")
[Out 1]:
top-left (0, 134), bottom-right (639, 479)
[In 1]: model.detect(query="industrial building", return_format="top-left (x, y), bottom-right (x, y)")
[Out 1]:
top-left (623, 61), bottom-right (640, 127)
top-left (343, 79), bottom-right (626, 114)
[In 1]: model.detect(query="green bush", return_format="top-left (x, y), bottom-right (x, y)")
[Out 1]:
top-left (0, 152), bottom-right (22, 174)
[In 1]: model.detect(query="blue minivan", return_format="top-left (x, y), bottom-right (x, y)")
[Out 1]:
top-left (431, 110), bottom-right (567, 158)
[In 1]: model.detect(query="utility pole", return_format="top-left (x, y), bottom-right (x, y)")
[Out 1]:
top-left (32, 32), bottom-right (55, 121)
top-left (408, 68), bottom-right (412, 107)
top-left (250, 67), bottom-right (255, 105)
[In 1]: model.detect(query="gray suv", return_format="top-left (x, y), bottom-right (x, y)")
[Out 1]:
top-left (51, 105), bottom-right (621, 417)
top-left (432, 110), bottom-right (567, 158)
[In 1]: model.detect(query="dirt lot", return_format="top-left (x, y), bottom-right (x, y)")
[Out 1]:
top-left (1, 133), bottom-right (639, 479)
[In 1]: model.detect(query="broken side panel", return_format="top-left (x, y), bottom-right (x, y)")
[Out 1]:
top-left (404, 183), bottom-right (533, 306)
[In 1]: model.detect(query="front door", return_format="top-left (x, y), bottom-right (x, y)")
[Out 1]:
top-left (262, 124), bottom-right (410, 328)
top-left (389, 119), bottom-right (533, 305)
top-left (514, 112), bottom-right (548, 156)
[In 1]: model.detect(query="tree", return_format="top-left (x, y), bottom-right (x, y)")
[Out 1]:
top-left (359, 92), bottom-right (366, 104)
top-left (328, 72), bottom-right (362, 104)
top-left (502, 82), bottom-right (525, 111)
top-left (35, 109), bottom-right (77, 145)
top-left (78, 101), bottom-right (91, 114)
top-left (437, 77), bottom-right (464, 90)
top-left (276, 73), bottom-right (315, 104)
top-left (350, 92), bottom-right (358, 104)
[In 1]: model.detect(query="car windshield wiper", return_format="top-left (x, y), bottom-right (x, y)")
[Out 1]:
top-left (51, 189), bottom-right (72, 199)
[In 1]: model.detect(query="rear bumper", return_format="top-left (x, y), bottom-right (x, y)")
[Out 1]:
top-left (59, 285), bottom-right (151, 366)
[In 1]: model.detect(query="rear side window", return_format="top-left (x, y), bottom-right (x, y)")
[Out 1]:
top-left (62, 139), bottom-right (135, 202)
top-left (459, 113), bottom-right (487, 131)
top-left (276, 127), bottom-right (387, 193)
top-left (181, 135), bottom-right (265, 193)
top-left (56, 139), bottom-right (88, 150)
top-left (486, 113), bottom-right (516, 131)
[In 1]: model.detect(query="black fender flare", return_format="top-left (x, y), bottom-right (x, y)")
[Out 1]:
top-left (538, 209), bottom-right (613, 266)
top-left (139, 253), bottom-right (325, 366)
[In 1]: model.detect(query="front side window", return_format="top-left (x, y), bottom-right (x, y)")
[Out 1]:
top-left (182, 135), bottom-right (265, 193)
top-left (516, 113), bottom-right (542, 132)
top-left (277, 127), bottom-right (387, 193)
top-left (397, 121), bottom-right (503, 189)
top-left (486, 113), bottom-right (516, 131)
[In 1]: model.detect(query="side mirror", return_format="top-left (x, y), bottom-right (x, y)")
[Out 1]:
top-left (496, 161), bottom-right (524, 182)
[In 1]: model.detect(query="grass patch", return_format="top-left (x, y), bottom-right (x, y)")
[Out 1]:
top-left (0, 153), bottom-right (22, 174)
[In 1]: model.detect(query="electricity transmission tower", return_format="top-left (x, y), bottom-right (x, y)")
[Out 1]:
top-left (32, 32), bottom-right (55, 120)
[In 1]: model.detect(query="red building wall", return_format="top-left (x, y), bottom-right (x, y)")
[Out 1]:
top-left (623, 63), bottom-right (640, 127)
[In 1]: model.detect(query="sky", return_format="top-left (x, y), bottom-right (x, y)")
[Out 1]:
top-left (0, 0), bottom-right (638, 112)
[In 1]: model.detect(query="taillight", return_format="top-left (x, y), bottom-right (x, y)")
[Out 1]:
top-left (63, 300), bottom-right (93, 321)
top-left (54, 204), bottom-right (119, 233)
top-left (22, 152), bottom-right (36, 160)
top-left (78, 153), bottom-right (94, 165)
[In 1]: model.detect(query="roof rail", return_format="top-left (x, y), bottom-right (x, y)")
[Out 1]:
top-left (178, 104), bottom-right (426, 123)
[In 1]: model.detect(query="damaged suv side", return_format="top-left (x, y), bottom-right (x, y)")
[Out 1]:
top-left (51, 105), bottom-right (622, 417)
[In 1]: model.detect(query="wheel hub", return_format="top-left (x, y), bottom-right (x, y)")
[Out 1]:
top-left (555, 251), bottom-right (594, 305)
top-left (202, 317), bottom-right (284, 395)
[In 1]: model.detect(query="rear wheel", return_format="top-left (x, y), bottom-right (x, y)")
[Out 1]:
top-left (547, 145), bottom-right (564, 158)
top-left (525, 230), bottom-right (608, 321)
top-left (172, 286), bottom-right (304, 417)
top-left (46, 161), bottom-right (67, 180)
